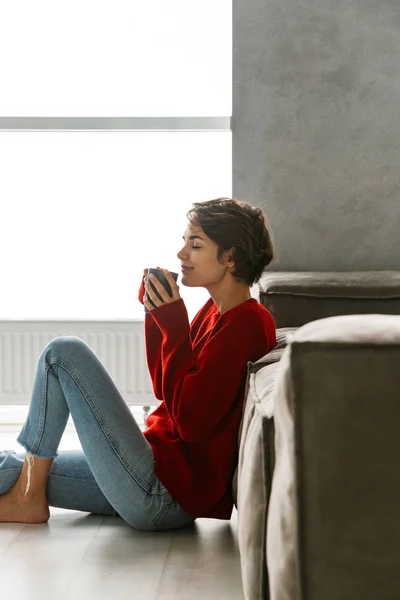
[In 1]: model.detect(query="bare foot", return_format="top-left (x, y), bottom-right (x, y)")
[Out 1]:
top-left (0, 488), bottom-right (50, 524)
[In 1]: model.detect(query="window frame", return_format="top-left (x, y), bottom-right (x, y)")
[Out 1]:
top-left (0, 117), bottom-right (231, 132)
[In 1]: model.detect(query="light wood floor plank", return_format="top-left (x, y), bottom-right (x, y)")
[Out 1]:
top-left (155, 512), bottom-right (244, 600)
top-left (0, 523), bottom-right (25, 557)
top-left (60, 513), bottom-right (173, 600)
top-left (1, 510), bottom-right (105, 600)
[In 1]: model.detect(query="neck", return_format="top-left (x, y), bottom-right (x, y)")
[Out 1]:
top-left (213, 291), bottom-right (252, 315)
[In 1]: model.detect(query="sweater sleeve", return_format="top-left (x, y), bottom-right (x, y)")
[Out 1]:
top-left (138, 274), bottom-right (146, 306)
top-left (150, 302), bottom-right (272, 443)
top-left (138, 272), bottom-right (164, 400)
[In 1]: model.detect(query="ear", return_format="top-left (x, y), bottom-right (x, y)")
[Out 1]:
top-left (223, 247), bottom-right (236, 268)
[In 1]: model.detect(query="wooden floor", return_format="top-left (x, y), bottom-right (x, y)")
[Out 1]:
top-left (0, 427), bottom-right (245, 600)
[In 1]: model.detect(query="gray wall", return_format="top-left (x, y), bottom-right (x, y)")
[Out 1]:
top-left (233, 0), bottom-right (400, 271)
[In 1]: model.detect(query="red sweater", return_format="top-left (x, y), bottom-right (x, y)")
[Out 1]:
top-left (138, 276), bottom-right (276, 519)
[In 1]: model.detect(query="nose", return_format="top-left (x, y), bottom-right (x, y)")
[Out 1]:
top-left (177, 246), bottom-right (186, 260)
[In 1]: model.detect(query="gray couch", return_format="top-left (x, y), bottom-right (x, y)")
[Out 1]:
top-left (233, 271), bottom-right (400, 600)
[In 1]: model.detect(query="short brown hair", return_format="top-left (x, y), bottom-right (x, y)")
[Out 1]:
top-left (186, 197), bottom-right (276, 286)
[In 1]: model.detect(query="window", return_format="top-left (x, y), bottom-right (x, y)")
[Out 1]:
top-left (0, 1), bottom-right (232, 323)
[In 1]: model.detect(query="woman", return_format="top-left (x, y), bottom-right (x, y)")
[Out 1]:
top-left (0, 197), bottom-right (277, 530)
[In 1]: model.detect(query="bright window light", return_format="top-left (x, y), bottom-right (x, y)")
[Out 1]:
top-left (0, 131), bottom-right (232, 323)
top-left (0, 1), bottom-right (232, 117)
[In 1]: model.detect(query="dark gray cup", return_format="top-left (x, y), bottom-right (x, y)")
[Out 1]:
top-left (144, 268), bottom-right (179, 313)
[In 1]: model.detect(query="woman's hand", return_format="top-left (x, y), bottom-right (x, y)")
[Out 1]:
top-left (143, 269), bottom-right (181, 312)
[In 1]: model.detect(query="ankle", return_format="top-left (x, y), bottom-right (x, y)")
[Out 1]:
top-left (8, 480), bottom-right (46, 501)
top-left (19, 452), bottom-right (54, 497)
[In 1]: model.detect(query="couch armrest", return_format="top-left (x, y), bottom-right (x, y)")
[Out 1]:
top-left (258, 270), bottom-right (400, 327)
top-left (268, 313), bottom-right (400, 600)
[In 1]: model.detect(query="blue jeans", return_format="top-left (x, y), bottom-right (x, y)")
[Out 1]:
top-left (0, 336), bottom-right (196, 531)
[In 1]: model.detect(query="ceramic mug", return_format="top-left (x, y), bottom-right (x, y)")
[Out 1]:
top-left (144, 268), bottom-right (179, 313)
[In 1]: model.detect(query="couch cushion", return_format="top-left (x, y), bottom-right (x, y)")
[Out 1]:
top-left (267, 313), bottom-right (400, 600)
top-left (258, 270), bottom-right (400, 328)
top-left (233, 327), bottom-right (298, 600)
top-left (232, 328), bottom-right (298, 506)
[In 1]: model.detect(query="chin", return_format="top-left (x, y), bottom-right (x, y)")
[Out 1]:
top-left (180, 279), bottom-right (195, 287)
top-left (180, 271), bottom-right (197, 287)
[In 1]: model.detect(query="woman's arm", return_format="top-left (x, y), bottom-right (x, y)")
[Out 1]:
top-left (138, 271), bottom-right (164, 400)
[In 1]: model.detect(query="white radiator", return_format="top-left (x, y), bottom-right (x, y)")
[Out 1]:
top-left (0, 320), bottom-right (158, 408)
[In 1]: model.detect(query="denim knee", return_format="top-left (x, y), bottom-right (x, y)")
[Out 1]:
top-left (44, 336), bottom-right (89, 358)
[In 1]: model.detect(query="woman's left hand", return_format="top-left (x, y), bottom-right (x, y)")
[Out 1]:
top-left (143, 269), bottom-right (182, 312)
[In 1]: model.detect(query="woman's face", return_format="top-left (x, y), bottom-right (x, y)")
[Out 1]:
top-left (176, 223), bottom-right (231, 287)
